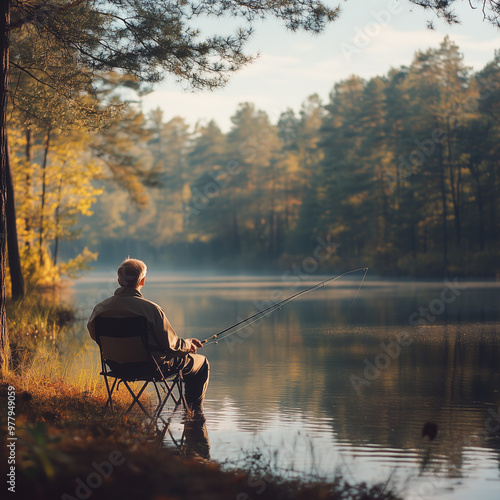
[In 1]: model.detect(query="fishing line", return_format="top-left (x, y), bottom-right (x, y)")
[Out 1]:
top-left (344, 266), bottom-right (369, 318)
top-left (202, 267), bottom-right (368, 346)
top-left (204, 304), bottom-right (281, 345)
top-left (213, 268), bottom-right (366, 343)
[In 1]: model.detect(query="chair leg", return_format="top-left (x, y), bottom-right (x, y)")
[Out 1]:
top-left (155, 419), bottom-right (171, 445)
top-left (101, 372), bottom-right (187, 421)
top-left (103, 376), bottom-right (118, 414)
top-left (155, 379), bottom-right (176, 418)
top-left (122, 381), bottom-right (155, 419)
top-left (152, 381), bottom-right (165, 420)
top-left (156, 374), bottom-right (187, 418)
top-left (167, 425), bottom-right (186, 452)
top-left (170, 373), bottom-right (187, 409)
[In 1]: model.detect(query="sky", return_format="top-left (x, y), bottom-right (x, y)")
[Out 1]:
top-left (140, 0), bottom-right (500, 132)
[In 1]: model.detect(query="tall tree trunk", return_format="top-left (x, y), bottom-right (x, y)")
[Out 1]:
top-left (410, 191), bottom-right (417, 259)
top-left (0, 0), bottom-right (10, 370)
top-left (39, 127), bottom-right (51, 265)
top-left (24, 126), bottom-right (32, 239)
top-left (283, 176), bottom-right (290, 232)
top-left (487, 160), bottom-right (498, 248)
top-left (477, 186), bottom-right (485, 253)
top-left (468, 162), bottom-right (485, 252)
top-left (380, 175), bottom-right (389, 245)
top-left (268, 166), bottom-right (277, 256)
top-left (446, 131), bottom-right (461, 248)
top-left (6, 138), bottom-right (24, 299)
top-left (53, 176), bottom-right (63, 265)
top-left (438, 143), bottom-right (448, 274)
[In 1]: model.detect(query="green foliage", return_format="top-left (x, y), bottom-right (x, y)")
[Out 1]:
top-left (408, 0), bottom-right (500, 27)
top-left (11, 0), bottom-right (340, 92)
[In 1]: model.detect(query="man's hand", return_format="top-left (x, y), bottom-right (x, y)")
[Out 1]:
top-left (188, 338), bottom-right (203, 353)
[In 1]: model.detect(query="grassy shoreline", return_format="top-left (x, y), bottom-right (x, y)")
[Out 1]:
top-left (1, 294), bottom-right (401, 500)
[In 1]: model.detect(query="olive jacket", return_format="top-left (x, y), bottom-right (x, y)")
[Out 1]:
top-left (87, 286), bottom-right (193, 360)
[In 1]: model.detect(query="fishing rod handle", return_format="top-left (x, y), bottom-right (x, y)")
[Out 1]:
top-left (201, 334), bottom-right (217, 344)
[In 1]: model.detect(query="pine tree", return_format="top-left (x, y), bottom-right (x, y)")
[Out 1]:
top-left (316, 76), bottom-right (366, 267)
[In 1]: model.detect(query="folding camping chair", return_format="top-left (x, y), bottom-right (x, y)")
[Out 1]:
top-left (94, 316), bottom-right (187, 420)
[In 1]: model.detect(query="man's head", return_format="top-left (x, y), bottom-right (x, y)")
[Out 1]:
top-left (117, 258), bottom-right (147, 289)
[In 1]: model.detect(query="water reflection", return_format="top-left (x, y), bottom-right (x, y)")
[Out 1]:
top-left (69, 276), bottom-right (500, 499)
top-left (160, 414), bottom-right (211, 461)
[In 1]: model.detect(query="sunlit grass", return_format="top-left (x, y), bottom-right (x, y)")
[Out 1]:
top-left (3, 292), bottom-right (145, 421)
top-left (3, 348), bottom-right (150, 425)
top-left (7, 293), bottom-right (75, 344)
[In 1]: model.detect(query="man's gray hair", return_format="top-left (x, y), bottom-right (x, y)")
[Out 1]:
top-left (117, 258), bottom-right (148, 288)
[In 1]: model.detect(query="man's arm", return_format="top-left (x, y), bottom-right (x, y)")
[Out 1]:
top-left (154, 307), bottom-right (202, 356)
top-left (189, 338), bottom-right (203, 353)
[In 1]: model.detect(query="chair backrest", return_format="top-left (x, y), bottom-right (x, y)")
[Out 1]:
top-left (94, 316), bottom-right (154, 378)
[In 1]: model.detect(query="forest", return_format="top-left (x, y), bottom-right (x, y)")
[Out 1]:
top-left (1, 4), bottom-right (500, 499)
top-left (9, 36), bottom-right (500, 282)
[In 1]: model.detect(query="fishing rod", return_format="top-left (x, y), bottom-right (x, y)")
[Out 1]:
top-left (201, 266), bottom-right (368, 345)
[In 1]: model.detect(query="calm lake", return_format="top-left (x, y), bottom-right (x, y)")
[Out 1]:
top-left (68, 273), bottom-right (500, 499)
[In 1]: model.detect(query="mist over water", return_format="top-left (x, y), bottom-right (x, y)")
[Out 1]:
top-left (70, 274), bottom-right (500, 499)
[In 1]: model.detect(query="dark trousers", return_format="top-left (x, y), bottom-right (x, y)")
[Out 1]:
top-left (161, 353), bottom-right (210, 409)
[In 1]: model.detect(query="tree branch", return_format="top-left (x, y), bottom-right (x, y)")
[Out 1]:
top-left (11, 0), bottom-right (88, 30)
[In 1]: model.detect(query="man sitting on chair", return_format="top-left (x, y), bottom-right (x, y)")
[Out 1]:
top-left (87, 258), bottom-right (209, 412)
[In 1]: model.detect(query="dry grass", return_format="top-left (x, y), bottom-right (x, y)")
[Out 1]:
top-left (7, 293), bottom-right (75, 343)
